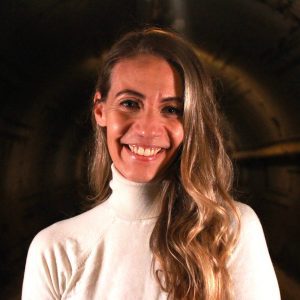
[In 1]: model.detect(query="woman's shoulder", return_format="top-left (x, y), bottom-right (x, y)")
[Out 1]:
top-left (229, 201), bottom-right (272, 264)
top-left (229, 202), bottom-right (281, 299)
top-left (28, 200), bottom-right (113, 256)
top-left (22, 200), bottom-right (115, 298)
top-left (233, 200), bottom-right (261, 227)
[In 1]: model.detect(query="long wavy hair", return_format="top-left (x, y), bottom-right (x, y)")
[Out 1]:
top-left (89, 27), bottom-right (240, 300)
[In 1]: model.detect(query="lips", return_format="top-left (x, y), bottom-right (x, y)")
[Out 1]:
top-left (128, 145), bottom-right (162, 157)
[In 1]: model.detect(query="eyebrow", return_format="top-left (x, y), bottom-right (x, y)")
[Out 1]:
top-left (115, 89), bottom-right (145, 99)
top-left (115, 89), bottom-right (183, 102)
top-left (161, 96), bottom-right (183, 103)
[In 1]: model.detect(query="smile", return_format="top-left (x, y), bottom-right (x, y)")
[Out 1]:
top-left (128, 145), bottom-right (162, 157)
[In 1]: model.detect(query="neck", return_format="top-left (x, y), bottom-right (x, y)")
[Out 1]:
top-left (109, 165), bottom-right (161, 220)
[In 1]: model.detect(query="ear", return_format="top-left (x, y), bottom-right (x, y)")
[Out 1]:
top-left (93, 91), bottom-right (107, 127)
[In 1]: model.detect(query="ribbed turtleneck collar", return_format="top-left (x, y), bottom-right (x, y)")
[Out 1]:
top-left (108, 165), bottom-right (161, 220)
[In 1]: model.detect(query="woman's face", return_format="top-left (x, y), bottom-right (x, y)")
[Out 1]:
top-left (94, 54), bottom-right (184, 182)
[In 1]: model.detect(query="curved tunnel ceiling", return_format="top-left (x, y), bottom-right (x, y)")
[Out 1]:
top-left (1, 0), bottom-right (299, 154)
top-left (180, 0), bottom-right (300, 152)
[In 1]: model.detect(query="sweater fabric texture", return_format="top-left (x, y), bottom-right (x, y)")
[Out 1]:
top-left (22, 165), bottom-right (281, 299)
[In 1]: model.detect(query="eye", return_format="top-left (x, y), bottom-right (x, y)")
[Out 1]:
top-left (120, 99), bottom-right (140, 110)
top-left (161, 105), bottom-right (183, 116)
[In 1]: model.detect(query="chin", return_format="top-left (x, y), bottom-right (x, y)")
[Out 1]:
top-left (125, 172), bottom-right (157, 183)
top-left (116, 166), bottom-right (159, 183)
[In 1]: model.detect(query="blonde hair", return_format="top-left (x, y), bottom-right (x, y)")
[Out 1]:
top-left (89, 27), bottom-right (240, 300)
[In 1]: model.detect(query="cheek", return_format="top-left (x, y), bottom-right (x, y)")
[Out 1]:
top-left (170, 122), bottom-right (184, 147)
top-left (106, 112), bottom-right (131, 140)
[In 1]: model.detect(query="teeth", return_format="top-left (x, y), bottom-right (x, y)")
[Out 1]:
top-left (137, 147), bottom-right (144, 155)
top-left (128, 145), bottom-right (161, 156)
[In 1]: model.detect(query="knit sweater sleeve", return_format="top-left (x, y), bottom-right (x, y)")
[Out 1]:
top-left (228, 203), bottom-right (281, 300)
top-left (22, 230), bottom-right (60, 299)
top-left (22, 224), bottom-right (80, 300)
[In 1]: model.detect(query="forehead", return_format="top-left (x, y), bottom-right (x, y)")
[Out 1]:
top-left (109, 54), bottom-right (183, 95)
top-left (113, 54), bottom-right (171, 72)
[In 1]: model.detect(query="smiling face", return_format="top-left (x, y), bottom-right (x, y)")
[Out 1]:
top-left (94, 54), bottom-right (184, 182)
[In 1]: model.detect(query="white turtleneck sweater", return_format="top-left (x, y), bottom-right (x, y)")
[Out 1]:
top-left (22, 166), bottom-right (280, 299)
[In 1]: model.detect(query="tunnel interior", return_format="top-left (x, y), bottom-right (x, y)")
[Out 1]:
top-left (0, 1), bottom-right (299, 299)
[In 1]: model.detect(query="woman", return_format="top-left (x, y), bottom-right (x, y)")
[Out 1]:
top-left (22, 28), bottom-right (280, 299)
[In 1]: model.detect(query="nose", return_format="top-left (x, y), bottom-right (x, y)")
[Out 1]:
top-left (133, 111), bottom-right (163, 138)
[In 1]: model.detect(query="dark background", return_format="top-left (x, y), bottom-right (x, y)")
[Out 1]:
top-left (0, 0), bottom-right (299, 299)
